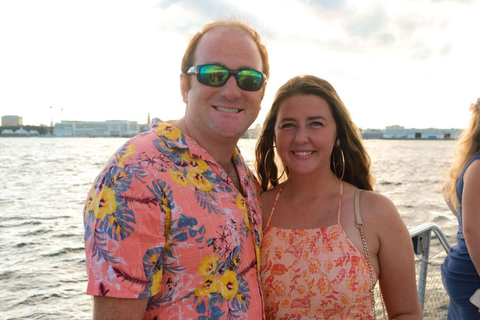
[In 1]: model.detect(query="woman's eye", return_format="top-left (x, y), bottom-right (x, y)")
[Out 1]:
top-left (311, 121), bottom-right (324, 127)
top-left (280, 123), bottom-right (295, 129)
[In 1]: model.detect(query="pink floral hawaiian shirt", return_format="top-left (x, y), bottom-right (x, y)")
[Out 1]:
top-left (84, 120), bottom-right (264, 319)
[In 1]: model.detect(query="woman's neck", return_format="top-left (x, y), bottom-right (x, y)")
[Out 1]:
top-left (283, 170), bottom-right (340, 198)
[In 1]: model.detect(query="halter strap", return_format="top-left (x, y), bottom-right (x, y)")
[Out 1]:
top-left (337, 180), bottom-right (343, 224)
top-left (264, 184), bottom-right (284, 229)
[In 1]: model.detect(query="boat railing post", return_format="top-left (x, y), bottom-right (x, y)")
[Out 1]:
top-left (418, 230), bottom-right (431, 312)
top-left (409, 222), bottom-right (452, 317)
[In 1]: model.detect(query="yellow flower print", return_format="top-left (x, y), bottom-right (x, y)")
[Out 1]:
top-left (216, 270), bottom-right (239, 300)
top-left (231, 256), bottom-right (240, 268)
top-left (151, 270), bottom-right (163, 295)
top-left (118, 144), bottom-right (136, 168)
top-left (89, 187), bottom-right (117, 220)
top-left (236, 194), bottom-right (246, 211)
top-left (169, 168), bottom-right (189, 187)
top-left (180, 152), bottom-right (208, 172)
top-left (198, 255), bottom-right (219, 276)
top-left (124, 144), bottom-right (136, 158)
top-left (163, 195), bottom-right (172, 249)
top-left (194, 275), bottom-right (217, 297)
top-left (186, 170), bottom-right (212, 192)
top-left (236, 292), bottom-right (245, 302)
top-left (156, 124), bottom-right (182, 140)
top-left (236, 195), bottom-right (250, 229)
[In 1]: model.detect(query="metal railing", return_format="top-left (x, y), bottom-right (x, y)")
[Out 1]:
top-left (375, 222), bottom-right (451, 319)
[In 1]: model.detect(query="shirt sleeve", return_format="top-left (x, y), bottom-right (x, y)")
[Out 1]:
top-left (83, 140), bottom-right (168, 298)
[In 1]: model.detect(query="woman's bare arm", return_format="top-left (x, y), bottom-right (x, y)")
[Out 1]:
top-left (462, 160), bottom-right (480, 278)
top-left (373, 195), bottom-right (422, 319)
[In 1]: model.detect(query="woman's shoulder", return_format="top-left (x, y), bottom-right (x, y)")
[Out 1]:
top-left (464, 159), bottom-right (480, 188)
top-left (349, 185), bottom-right (399, 223)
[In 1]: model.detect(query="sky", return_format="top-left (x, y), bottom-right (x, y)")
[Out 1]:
top-left (1, 0), bottom-right (479, 130)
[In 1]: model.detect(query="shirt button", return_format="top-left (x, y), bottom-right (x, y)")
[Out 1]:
top-left (221, 172), bottom-right (228, 180)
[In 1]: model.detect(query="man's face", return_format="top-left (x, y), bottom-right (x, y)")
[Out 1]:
top-left (181, 27), bottom-right (265, 144)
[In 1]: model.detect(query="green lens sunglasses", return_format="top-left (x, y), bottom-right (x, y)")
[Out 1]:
top-left (187, 64), bottom-right (267, 91)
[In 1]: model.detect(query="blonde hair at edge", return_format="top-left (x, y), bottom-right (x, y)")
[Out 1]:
top-left (443, 98), bottom-right (480, 210)
top-left (255, 75), bottom-right (375, 192)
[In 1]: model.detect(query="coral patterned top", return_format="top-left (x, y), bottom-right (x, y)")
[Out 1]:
top-left (260, 182), bottom-right (377, 319)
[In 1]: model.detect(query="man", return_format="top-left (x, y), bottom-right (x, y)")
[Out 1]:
top-left (84, 19), bottom-right (269, 319)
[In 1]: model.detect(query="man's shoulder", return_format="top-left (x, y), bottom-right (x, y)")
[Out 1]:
top-left (124, 129), bottom-right (170, 154)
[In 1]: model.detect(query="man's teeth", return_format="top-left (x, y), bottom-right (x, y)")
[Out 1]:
top-left (295, 151), bottom-right (313, 156)
top-left (214, 106), bottom-right (240, 113)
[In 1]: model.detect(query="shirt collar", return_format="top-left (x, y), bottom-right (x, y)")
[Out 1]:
top-left (151, 118), bottom-right (242, 163)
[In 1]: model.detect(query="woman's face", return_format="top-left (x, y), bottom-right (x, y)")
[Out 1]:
top-left (274, 94), bottom-right (337, 177)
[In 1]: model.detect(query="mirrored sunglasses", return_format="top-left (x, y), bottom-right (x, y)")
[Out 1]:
top-left (187, 64), bottom-right (267, 91)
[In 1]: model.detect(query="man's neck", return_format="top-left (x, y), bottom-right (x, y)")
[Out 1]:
top-left (173, 117), bottom-right (243, 193)
top-left (173, 118), bottom-right (238, 168)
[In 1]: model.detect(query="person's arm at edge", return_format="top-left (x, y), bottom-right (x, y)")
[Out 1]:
top-left (93, 296), bottom-right (149, 320)
top-left (373, 194), bottom-right (422, 320)
top-left (461, 160), bottom-right (480, 312)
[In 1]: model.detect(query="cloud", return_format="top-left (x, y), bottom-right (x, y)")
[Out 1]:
top-left (155, 0), bottom-right (259, 35)
top-left (308, 0), bottom-right (348, 10)
top-left (263, 1), bottom-right (458, 61)
top-left (429, 0), bottom-right (474, 3)
top-left (344, 4), bottom-right (391, 41)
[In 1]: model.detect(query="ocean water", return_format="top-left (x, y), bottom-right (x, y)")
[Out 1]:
top-left (0, 137), bottom-right (458, 319)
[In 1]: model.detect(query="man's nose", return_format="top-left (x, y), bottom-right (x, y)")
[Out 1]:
top-left (220, 76), bottom-right (242, 100)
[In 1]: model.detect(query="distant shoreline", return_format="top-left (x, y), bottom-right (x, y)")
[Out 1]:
top-left (0, 135), bottom-right (458, 140)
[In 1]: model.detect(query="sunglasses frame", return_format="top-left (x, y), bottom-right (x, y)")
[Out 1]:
top-left (186, 64), bottom-right (267, 91)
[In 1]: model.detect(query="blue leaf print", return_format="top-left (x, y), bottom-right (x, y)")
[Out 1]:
top-left (178, 214), bottom-right (190, 228)
top-left (91, 232), bottom-right (124, 264)
top-left (196, 300), bottom-right (206, 314)
top-left (173, 232), bottom-right (188, 242)
top-left (142, 246), bottom-right (164, 279)
top-left (99, 195), bottom-right (136, 241)
top-left (195, 189), bottom-right (224, 215)
top-left (211, 306), bottom-right (225, 318)
top-left (189, 217), bottom-right (198, 226)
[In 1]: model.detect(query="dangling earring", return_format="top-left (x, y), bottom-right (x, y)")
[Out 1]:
top-left (264, 146), bottom-right (285, 182)
top-left (332, 145), bottom-right (345, 180)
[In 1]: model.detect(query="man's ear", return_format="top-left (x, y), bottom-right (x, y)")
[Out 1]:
top-left (180, 73), bottom-right (189, 104)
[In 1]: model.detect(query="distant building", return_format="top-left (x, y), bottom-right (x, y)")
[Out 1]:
top-left (360, 129), bottom-right (384, 139)
top-left (2, 115), bottom-right (23, 126)
top-left (359, 126), bottom-right (462, 139)
top-left (15, 127), bottom-right (28, 135)
top-left (53, 120), bottom-right (141, 137)
top-left (383, 125), bottom-right (462, 139)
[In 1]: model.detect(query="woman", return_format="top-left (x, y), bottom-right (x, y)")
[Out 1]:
top-left (441, 98), bottom-right (480, 319)
top-left (256, 75), bottom-right (421, 319)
